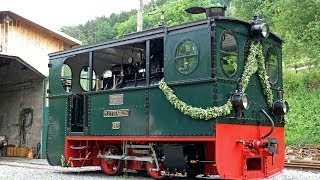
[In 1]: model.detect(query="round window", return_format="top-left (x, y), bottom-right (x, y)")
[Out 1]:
top-left (80, 67), bottom-right (96, 91)
top-left (265, 47), bottom-right (278, 84)
top-left (221, 31), bottom-right (238, 77)
top-left (175, 40), bottom-right (199, 75)
top-left (61, 64), bottom-right (72, 92)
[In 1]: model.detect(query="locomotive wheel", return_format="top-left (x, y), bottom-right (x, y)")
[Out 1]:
top-left (100, 145), bottom-right (124, 175)
top-left (146, 161), bottom-right (166, 179)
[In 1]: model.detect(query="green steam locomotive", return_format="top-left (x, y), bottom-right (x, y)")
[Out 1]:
top-left (47, 7), bottom-right (288, 179)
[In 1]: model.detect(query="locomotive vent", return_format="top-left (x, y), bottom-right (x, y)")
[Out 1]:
top-left (185, 6), bottom-right (226, 18)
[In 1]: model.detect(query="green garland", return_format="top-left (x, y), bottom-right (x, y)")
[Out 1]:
top-left (240, 42), bottom-right (259, 91)
top-left (240, 42), bottom-right (273, 107)
top-left (159, 42), bottom-right (273, 120)
top-left (256, 48), bottom-right (274, 107)
top-left (159, 79), bottom-right (232, 120)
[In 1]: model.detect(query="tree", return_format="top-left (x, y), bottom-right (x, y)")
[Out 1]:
top-left (60, 10), bottom-right (137, 45)
top-left (114, 15), bottom-right (137, 37)
top-left (143, 0), bottom-right (211, 28)
top-left (60, 0), bottom-right (219, 44)
top-left (232, 0), bottom-right (264, 21)
top-left (271, 0), bottom-right (320, 65)
top-left (233, 0), bottom-right (320, 66)
top-left (95, 21), bottom-right (115, 42)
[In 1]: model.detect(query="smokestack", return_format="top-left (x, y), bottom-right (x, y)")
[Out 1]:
top-left (185, 6), bottom-right (226, 18)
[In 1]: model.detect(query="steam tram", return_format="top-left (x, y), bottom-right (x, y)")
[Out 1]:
top-left (46, 7), bottom-right (288, 179)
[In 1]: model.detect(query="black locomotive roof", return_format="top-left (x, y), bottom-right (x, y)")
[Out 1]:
top-left (49, 17), bottom-right (282, 60)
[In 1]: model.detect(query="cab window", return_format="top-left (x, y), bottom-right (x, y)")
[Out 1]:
top-left (175, 39), bottom-right (199, 75)
top-left (61, 64), bottom-right (72, 92)
top-left (80, 67), bottom-right (96, 91)
top-left (265, 47), bottom-right (278, 84)
top-left (221, 31), bottom-right (238, 77)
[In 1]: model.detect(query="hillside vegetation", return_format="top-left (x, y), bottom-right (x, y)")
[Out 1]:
top-left (60, 0), bottom-right (320, 145)
top-left (284, 69), bottom-right (320, 145)
top-left (60, 0), bottom-right (229, 44)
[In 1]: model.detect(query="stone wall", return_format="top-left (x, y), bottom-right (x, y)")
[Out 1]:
top-left (0, 59), bottom-right (44, 150)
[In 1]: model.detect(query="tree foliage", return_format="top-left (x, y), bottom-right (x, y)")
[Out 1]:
top-left (60, 10), bottom-right (137, 44)
top-left (233, 0), bottom-right (320, 66)
top-left (60, 0), bottom-right (232, 44)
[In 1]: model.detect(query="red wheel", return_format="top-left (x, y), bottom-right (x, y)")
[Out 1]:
top-left (100, 145), bottom-right (124, 175)
top-left (146, 161), bottom-right (166, 179)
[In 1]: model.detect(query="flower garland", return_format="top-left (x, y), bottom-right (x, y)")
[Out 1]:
top-left (256, 48), bottom-right (274, 107)
top-left (159, 42), bottom-right (273, 120)
top-left (240, 42), bottom-right (259, 91)
top-left (159, 79), bottom-right (232, 120)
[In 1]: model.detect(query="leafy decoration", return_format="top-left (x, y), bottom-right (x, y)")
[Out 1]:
top-left (240, 42), bottom-right (259, 91)
top-left (241, 42), bottom-right (273, 107)
top-left (159, 79), bottom-right (233, 120)
top-left (256, 45), bottom-right (274, 107)
top-left (159, 42), bottom-right (274, 120)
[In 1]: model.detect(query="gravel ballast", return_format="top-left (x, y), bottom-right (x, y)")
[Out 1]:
top-left (0, 157), bottom-right (320, 179)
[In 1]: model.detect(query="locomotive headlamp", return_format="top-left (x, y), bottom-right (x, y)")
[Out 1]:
top-left (272, 89), bottom-right (289, 116)
top-left (251, 14), bottom-right (270, 38)
top-left (272, 100), bottom-right (289, 116)
top-left (243, 95), bottom-right (249, 109)
top-left (232, 92), bottom-right (249, 110)
top-left (261, 24), bottom-right (270, 38)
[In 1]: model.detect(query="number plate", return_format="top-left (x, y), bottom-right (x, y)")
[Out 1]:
top-left (109, 94), bottom-right (123, 105)
top-left (112, 122), bottom-right (120, 129)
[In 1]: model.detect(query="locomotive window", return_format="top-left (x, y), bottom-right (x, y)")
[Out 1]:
top-left (266, 47), bottom-right (278, 84)
top-left (175, 39), bottom-right (199, 75)
top-left (61, 64), bottom-right (72, 92)
top-left (221, 32), bottom-right (238, 77)
top-left (80, 67), bottom-right (96, 91)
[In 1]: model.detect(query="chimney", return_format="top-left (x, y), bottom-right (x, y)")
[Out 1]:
top-left (206, 7), bottom-right (226, 18)
top-left (185, 6), bottom-right (226, 18)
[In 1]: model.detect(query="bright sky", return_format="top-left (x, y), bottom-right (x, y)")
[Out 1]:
top-left (0, 0), bottom-right (151, 30)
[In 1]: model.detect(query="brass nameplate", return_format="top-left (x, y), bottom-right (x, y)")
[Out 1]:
top-left (103, 109), bottom-right (129, 117)
top-left (109, 94), bottom-right (123, 105)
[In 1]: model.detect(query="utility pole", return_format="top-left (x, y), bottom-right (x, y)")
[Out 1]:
top-left (137, 0), bottom-right (143, 31)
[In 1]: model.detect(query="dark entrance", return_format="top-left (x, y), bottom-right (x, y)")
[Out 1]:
top-left (69, 95), bottom-right (84, 133)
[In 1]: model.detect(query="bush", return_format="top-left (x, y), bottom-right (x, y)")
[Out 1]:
top-left (284, 69), bottom-right (320, 145)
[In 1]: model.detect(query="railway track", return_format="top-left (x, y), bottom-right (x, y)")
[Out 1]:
top-left (285, 159), bottom-right (320, 170)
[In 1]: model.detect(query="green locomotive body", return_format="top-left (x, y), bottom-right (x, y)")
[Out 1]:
top-left (47, 9), bottom-right (286, 179)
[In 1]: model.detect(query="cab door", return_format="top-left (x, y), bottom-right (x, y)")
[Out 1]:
top-left (149, 25), bottom-right (215, 136)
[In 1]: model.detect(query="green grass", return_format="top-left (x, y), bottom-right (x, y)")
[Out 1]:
top-left (284, 69), bottom-right (320, 145)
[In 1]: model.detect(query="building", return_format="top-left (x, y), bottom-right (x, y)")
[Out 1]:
top-left (0, 11), bottom-right (81, 157)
